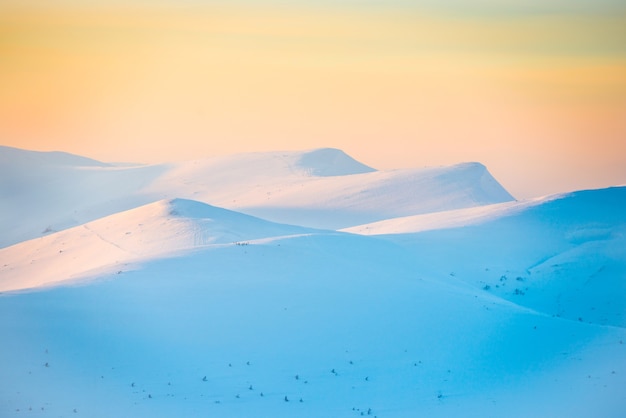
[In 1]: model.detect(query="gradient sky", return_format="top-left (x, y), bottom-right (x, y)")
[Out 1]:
top-left (1, 0), bottom-right (625, 198)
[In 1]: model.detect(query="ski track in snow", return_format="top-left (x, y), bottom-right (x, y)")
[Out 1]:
top-left (82, 224), bottom-right (140, 257)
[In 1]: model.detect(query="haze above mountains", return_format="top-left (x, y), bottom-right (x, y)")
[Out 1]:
top-left (1, 145), bottom-right (624, 417)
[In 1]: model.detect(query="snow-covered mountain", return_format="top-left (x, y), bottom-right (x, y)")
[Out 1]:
top-left (2, 208), bottom-right (624, 418)
top-left (0, 198), bottom-right (316, 292)
top-left (0, 146), bottom-right (168, 249)
top-left (0, 146), bottom-right (513, 247)
top-left (347, 186), bottom-right (626, 328)
top-left (1, 146), bottom-right (624, 417)
top-left (146, 151), bottom-right (513, 230)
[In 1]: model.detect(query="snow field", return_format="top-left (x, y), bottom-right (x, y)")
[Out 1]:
top-left (1, 146), bottom-right (624, 417)
top-left (2, 233), bottom-right (624, 417)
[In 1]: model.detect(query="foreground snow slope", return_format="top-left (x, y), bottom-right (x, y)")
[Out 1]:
top-left (1, 232), bottom-right (624, 418)
top-left (0, 198), bottom-right (314, 292)
top-left (347, 187), bottom-right (626, 328)
top-left (0, 146), bottom-right (513, 247)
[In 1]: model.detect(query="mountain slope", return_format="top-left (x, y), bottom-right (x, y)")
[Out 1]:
top-left (347, 186), bottom-right (626, 328)
top-left (0, 147), bottom-right (167, 249)
top-left (0, 231), bottom-right (624, 418)
top-left (0, 146), bottom-right (514, 247)
top-left (0, 198), bottom-right (315, 292)
top-left (194, 161), bottom-right (513, 230)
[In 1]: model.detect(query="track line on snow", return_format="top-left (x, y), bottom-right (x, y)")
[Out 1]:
top-left (82, 224), bottom-right (140, 256)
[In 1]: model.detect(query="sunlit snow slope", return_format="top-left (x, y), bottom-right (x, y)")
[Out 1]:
top-left (0, 198), bottom-right (314, 292)
top-left (0, 146), bottom-right (513, 247)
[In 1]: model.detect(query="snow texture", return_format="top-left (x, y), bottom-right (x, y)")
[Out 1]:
top-left (1, 146), bottom-right (624, 418)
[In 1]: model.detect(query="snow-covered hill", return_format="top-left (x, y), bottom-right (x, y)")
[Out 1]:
top-left (347, 186), bottom-right (626, 328)
top-left (0, 198), bottom-right (316, 292)
top-left (0, 146), bottom-right (167, 249)
top-left (0, 146), bottom-right (513, 247)
top-left (146, 151), bottom-right (513, 230)
top-left (1, 226), bottom-right (624, 418)
top-left (1, 145), bottom-right (624, 417)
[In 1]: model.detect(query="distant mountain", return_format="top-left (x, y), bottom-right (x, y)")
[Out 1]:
top-left (154, 157), bottom-right (513, 230)
top-left (0, 145), bottom-right (110, 168)
top-left (0, 146), bottom-right (514, 246)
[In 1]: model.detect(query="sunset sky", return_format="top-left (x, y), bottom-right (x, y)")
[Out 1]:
top-left (1, 0), bottom-right (625, 198)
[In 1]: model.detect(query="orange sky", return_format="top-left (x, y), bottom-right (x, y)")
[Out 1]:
top-left (1, 2), bottom-right (625, 198)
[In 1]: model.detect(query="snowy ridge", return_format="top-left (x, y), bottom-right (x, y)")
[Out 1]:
top-left (359, 186), bottom-right (626, 328)
top-left (0, 198), bottom-right (315, 292)
top-left (0, 147), bottom-right (513, 246)
top-left (294, 147), bottom-right (375, 176)
top-left (145, 157), bottom-right (514, 230)
top-left (0, 145), bottom-right (109, 168)
top-left (342, 197), bottom-right (549, 235)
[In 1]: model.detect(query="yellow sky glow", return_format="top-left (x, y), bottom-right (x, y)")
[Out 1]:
top-left (1, 4), bottom-right (625, 197)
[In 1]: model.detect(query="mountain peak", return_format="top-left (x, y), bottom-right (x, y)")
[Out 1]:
top-left (294, 148), bottom-right (375, 177)
top-left (166, 198), bottom-right (228, 219)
